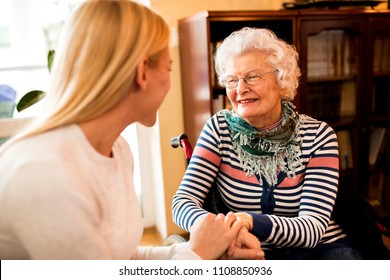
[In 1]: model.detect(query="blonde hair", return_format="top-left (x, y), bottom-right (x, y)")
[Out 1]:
top-left (214, 27), bottom-right (301, 101)
top-left (1, 0), bottom-right (169, 153)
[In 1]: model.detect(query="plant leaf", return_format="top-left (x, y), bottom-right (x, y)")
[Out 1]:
top-left (47, 49), bottom-right (55, 73)
top-left (16, 90), bottom-right (46, 112)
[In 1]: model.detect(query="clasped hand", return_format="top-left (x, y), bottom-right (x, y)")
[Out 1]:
top-left (189, 212), bottom-right (264, 260)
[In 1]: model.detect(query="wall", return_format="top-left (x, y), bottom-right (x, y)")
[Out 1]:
top-left (151, 0), bottom-right (286, 238)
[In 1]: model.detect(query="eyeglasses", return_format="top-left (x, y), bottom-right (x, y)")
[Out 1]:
top-left (221, 69), bottom-right (278, 89)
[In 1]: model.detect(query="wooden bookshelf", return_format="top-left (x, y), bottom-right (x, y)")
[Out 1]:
top-left (178, 9), bottom-right (390, 211)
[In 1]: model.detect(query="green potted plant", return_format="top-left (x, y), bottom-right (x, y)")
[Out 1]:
top-left (0, 50), bottom-right (54, 144)
top-left (16, 49), bottom-right (55, 112)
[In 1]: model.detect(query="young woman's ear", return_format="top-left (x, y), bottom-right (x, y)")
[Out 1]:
top-left (134, 56), bottom-right (148, 91)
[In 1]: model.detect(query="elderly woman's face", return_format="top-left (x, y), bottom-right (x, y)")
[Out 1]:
top-left (225, 51), bottom-right (283, 129)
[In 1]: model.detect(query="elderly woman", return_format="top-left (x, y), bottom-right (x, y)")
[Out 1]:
top-left (172, 27), bottom-right (362, 260)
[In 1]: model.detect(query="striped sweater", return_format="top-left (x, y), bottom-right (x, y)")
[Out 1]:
top-left (172, 110), bottom-right (346, 250)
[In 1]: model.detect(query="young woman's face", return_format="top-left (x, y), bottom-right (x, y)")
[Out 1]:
top-left (137, 47), bottom-right (172, 127)
top-left (224, 51), bottom-right (283, 129)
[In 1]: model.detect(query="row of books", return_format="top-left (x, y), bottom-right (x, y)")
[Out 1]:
top-left (306, 80), bottom-right (356, 121)
top-left (209, 41), bottom-right (222, 87)
top-left (373, 36), bottom-right (390, 73)
top-left (368, 127), bottom-right (390, 208)
top-left (307, 30), bottom-right (356, 78)
top-left (338, 126), bottom-right (390, 173)
top-left (337, 127), bottom-right (390, 207)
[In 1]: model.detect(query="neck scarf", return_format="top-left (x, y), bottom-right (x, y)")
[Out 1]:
top-left (224, 101), bottom-right (302, 186)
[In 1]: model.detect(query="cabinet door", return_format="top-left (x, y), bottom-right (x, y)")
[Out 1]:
top-left (299, 19), bottom-right (365, 126)
top-left (367, 17), bottom-right (390, 212)
top-left (299, 18), bottom-right (365, 191)
top-left (370, 18), bottom-right (390, 121)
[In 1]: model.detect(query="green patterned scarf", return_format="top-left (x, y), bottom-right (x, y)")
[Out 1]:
top-left (224, 101), bottom-right (302, 186)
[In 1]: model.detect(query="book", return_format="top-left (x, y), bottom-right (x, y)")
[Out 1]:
top-left (327, 30), bottom-right (344, 76)
top-left (339, 81), bottom-right (356, 117)
top-left (342, 31), bottom-right (352, 76)
top-left (381, 37), bottom-right (390, 72)
top-left (332, 30), bottom-right (344, 76)
top-left (373, 37), bottom-right (383, 73)
top-left (307, 31), bottom-right (329, 77)
top-left (337, 130), bottom-right (354, 170)
top-left (307, 30), bottom-right (355, 79)
top-left (368, 171), bottom-right (384, 201)
top-left (369, 127), bottom-right (387, 166)
top-left (209, 41), bottom-right (221, 87)
top-left (376, 128), bottom-right (390, 167)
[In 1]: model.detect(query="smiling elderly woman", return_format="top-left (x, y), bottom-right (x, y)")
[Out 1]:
top-left (172, 27), bottom-right (362, 260)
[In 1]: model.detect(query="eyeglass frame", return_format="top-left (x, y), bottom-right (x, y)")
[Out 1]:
top-left (221, 69), bottom-right (278, 89)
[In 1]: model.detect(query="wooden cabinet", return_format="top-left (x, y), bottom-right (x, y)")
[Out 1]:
top-left (178, 9), bottom-right (390, 210)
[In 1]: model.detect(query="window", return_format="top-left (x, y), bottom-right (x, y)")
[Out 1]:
top-left (0, 0), bottom-right (78, 116)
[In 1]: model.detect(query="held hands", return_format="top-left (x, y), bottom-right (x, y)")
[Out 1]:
top-left (188, 212), bottom-right (264, 260)
top-left (224, 227), bottom-right (264, 260)
top-left (222, 212), bottom-right (264, 260)
top-left (214, 211), bottom-right (264, 260)
top-left (188, 212), bottom-right (242, 260)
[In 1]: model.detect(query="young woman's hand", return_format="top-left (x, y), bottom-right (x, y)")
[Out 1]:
top-left (225, 227), bottom-right (265, 260)
top-left (188, 212), bottom-right (242, 259)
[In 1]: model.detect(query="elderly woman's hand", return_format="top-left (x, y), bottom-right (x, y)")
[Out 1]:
top-left (234, 212), bottom-right (253, 230)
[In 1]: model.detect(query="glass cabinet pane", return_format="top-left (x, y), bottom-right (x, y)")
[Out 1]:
top-left (371, 24), bottom-right (390, 118)
top-left (306, 29), bottom-right (357, 124)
